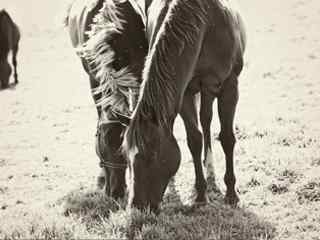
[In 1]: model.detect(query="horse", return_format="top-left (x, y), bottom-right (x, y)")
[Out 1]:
top-left (66, 0), bottom-right (218, 205)
top-left (0, 9), bottom-right (20, 89)
top-left (121, 0), bottom-right (246, 212)
top-left (65, 0), bottom-right (148, 199)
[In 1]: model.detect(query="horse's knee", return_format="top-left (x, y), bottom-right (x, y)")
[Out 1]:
top-left (219, 130), bottom-right (235, 152)
top-left (186, 128), bottom-right (202, 156)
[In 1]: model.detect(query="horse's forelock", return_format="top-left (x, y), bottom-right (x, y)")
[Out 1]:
top-left (81, 0), bottom-right (141, 116)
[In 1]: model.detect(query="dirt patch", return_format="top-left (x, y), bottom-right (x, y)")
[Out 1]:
top-left (296, 179), bottom-right (320, 204)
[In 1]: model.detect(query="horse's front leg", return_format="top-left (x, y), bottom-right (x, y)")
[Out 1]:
top-left (200, 93), bottom-right (215, 179)
top-left (218, 73), bottom-right (239, 206)
top-left (180, 92), bottom-right (207, 204)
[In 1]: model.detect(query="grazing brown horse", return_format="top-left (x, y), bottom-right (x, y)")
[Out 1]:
top-left (66, 0), bottom-right (206, 202)
top-left (65, 0), bottom-right (148, 199)
top-left (0, 9), bottom-right (20, 89)
top-left (122, 0), bottom-right (246, 212)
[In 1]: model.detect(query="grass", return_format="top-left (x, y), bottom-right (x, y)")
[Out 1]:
top-left (296, 179), bottom-right (320, 204)
top-left (0, 183), bottom-right (275, 240)
top-left (1, 0), bottom-right (320, 239)
top-left (1, 114), bottom-right (319, 240)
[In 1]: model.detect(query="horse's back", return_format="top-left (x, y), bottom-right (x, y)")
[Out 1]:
top-left (0, 9), bottom-right (20, 57)
top-left (219, 0), bottom-right (246, 57)
top-left (197, 1), bottom-right (246, 83)
top-left (177, 0), bottom-right (245, 96)
top-left (66, 0), bottom-right (103, 48)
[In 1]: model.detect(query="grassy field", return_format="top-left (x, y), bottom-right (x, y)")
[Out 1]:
top-left (0, 0), bottom-right (319, 239)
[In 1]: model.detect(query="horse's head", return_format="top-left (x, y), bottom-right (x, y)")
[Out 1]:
top-left (96, 111), bottom-right (129, 199)
top-left (90, 0), bottom-right (149, 200)
top-left (123, 118), bottom-right (181, 213)
top-left (0, 60), bottom-right (12, 88)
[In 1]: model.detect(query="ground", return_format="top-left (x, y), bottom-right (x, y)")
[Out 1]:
top-left (0, 0), bottom-right (319, 239)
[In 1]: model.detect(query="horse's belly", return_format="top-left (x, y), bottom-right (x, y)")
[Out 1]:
top-left (194, 10), bottom-right (244, 95)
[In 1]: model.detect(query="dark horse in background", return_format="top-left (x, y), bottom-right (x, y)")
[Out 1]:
top-left (121, 0), bottom-right (246, 212)
top-left (65, 0), bottom-right (148, 199)
top-left (0, 9), bottom-right (20, 89)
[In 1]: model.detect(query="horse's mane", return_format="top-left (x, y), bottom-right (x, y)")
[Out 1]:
top-left (81, 0), bottom-right (140, 116)
top-left (124, 0), bottom-right (209, 152)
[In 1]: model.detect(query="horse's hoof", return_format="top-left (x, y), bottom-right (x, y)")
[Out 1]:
top-left (224, 193), bottom-right (239, 207)
top-left (192, 200), bottom-right (207, 207)
top-left (193, 194), bottom-right (209, 206)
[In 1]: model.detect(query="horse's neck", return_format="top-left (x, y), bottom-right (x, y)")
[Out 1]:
top-left (140, 0), bottom-right (209, 127)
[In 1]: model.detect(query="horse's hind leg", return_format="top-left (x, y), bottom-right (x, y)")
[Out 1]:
top-left (218, 73), bottom-right (239, 206)
top-left (12, 44), bottom-right (19, 84)
top-left (180, 92), bottom-right (207, 204)
top-left (0, 59), bottom-right (12, 89)
top-left (200, 93), bottom-right (215, 179)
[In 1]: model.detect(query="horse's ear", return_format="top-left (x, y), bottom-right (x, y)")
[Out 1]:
top-left (115, 112), bottom-right (131, 126)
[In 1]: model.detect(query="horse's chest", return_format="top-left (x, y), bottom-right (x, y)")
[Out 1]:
top-left (189, 70), bottom-right (224, 96)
